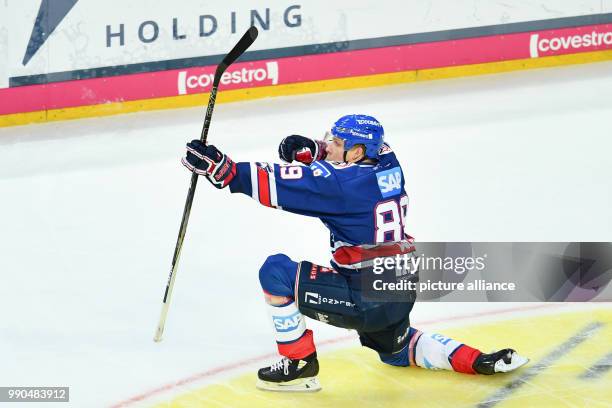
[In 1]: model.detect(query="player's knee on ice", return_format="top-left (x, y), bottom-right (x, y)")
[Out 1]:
top-left (376, 327), bottom-right (420, 367)
top-left (258, 253), bottom-right (298, 297)
top-left (379, 349), bottom-right (410, 367)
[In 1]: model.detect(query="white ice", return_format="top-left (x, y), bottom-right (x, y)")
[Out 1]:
top-left (1, 61), bottom-right (612, 407)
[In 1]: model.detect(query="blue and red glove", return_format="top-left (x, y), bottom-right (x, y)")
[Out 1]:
top-left (181, 140), bottom-right (236, 189)
top-left (278, 135), bottom-right (327, 164)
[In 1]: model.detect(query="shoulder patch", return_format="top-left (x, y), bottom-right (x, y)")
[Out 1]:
top-left (310, 161), bottom-right (331, 178)
top-left (376, 167), bottom-right (402, 197)
top-left (378, 143), bottom-right (393, 155)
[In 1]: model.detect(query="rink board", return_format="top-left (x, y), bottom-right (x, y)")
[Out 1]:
top-left (131, 308), bottom-right (612, 408)
top-left (1, 22), bottom-right (612, 127)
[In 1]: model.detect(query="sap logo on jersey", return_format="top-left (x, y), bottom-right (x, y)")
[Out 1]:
top-left (377, 167), bottom-right (402, 198)
top-left (273, 311), bottom-right (302, 333)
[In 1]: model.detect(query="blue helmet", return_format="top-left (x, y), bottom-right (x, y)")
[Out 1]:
top-left (330, 114), bottom-right (384, 159)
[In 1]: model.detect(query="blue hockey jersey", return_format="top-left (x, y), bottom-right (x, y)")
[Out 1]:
top-left (228, 144), bottom-right (414, 270)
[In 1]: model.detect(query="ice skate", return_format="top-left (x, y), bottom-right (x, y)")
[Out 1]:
top-left (473, 348), bottom-right (529, 375)
top-left (256, 352), bottom-right (321, 392)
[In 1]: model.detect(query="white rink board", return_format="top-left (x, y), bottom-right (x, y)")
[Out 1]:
top-left (3, 0), bottom-right (612, 88)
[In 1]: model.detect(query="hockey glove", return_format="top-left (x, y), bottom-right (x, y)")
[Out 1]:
top-left (182, 140), bottom-right (236, 189)
top-left (278, 135), bottom-right (327, 165)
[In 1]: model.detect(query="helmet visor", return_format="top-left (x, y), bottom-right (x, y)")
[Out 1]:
top-left (324, 130), bottom-right (335, 143)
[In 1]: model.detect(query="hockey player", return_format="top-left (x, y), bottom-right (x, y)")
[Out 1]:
top-left (182, 114), bottom-right (528, 392)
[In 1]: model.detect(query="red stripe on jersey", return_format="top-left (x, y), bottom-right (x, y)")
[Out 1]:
top-left (257, 166), bottom-right (272, 207)
top-left (333, 242), bottom-right (416, 266)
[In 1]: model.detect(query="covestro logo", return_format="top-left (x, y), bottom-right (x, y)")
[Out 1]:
top-left (178, 61), bottom-right (278, 94)
top-left (530, 29), bottom-right (612, 58)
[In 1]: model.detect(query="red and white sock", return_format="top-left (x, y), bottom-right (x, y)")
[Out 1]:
top-left (266, 300), bottom-right (315, 360)
top-left (409, 329), bottom-right (481, 374)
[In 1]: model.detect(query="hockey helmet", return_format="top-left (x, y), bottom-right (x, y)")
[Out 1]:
top-left (330, 114), bottom-right (384, 159)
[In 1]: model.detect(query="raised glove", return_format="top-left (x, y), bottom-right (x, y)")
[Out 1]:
top-left (278, 135), bottom-right (327, 164)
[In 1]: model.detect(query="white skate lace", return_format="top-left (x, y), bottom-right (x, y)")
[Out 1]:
top-left (270, 357), bottom-right (291, 375)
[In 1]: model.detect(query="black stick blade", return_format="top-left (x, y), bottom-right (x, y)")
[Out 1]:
top-left (218, 26), bottom-right (259, 74)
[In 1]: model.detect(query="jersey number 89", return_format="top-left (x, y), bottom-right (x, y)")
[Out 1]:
top-left (279, 166), bottom-right (303, 179)
top-left (374, 194), bottom-right (408, 243)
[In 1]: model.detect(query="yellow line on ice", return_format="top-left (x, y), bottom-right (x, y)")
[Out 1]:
top-left (2, 50), bottom-right (612, 128)
top-left (153, 308), bottom-right (612, 408)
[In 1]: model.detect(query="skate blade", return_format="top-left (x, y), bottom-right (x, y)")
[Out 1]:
top-left (494, 352), bottom-right (530, 373)
top-left (256, 376), bottom-right (321, 392)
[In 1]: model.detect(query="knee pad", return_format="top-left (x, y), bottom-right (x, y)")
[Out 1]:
top-left (379, 346), bottom-right (409, 367)
top-left (377, 326), bottom-right (417, 367)
top-left (259, 254), bottom-right (298, 297)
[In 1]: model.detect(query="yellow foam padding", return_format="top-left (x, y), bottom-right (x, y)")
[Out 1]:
top-left (2, 49), bottom-right (612, 128)
top-left (154, 307), bottom-right (612, 408)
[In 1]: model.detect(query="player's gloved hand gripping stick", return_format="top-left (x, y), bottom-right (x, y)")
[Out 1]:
top-left (182, 141), bottom-right (236, 188)
top-left (154, 27), bottom-right (259, 342)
